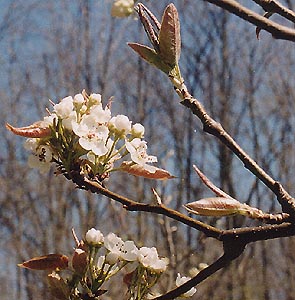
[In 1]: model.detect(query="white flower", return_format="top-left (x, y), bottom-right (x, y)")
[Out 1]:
top-left (89, 93), bottom-right (102, 106)
top-left (54, 96), bottom-right (74, 119)
top-left (137, 247), bottom-right (168, 273)
top-left (62, 111), bottom-right (77, 131)
top-left (73, 115), bottom-right (109, 156)
top-left (120, 240), bottom-right (138, 261)
top-left (89, 104), bottom-right (111, 123)
top-left (85, 228), bottom-right (104, 245)
top-left (27, 145), bottom-right (53, 174)
top-left (43, 114), bottom-right (57, 127)
top-left (97, 255), bottom-right (119, 275)
top-left (109, 115), bottom-right (132, 134)
top-left (176, 273), bottom-right (197, 298)
top-left (131, 123), bottom-right (145, 138)
top-left (125, 138), bottom-right (157, 172)
top-left (24, 138), bottom-right (39, 151)
top-left (104, 233), bottom-right (138, 262)
top-left (106, 251), bottom-right (120, 265)
top-left (104, 233), bottom-right (124, 253)
top-left (111, 0), bottom-right (134, 17)
top-left (73, 93), bottom-right (85, 105)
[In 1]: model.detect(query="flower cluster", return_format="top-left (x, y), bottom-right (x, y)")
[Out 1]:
top-left (111, 0), bottom-right (134, 18)
top-left (18, 228), bottom-right (169, 300)
top-left (84, 228), bottom-right (168, 299)
top-left (7, 91), bottom-right (172, 181)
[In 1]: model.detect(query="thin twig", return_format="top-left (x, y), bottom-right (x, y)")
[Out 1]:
top-left (252, 0), bottom-right (295, 24)
top-left (203, 0), bottom-right (295, 41)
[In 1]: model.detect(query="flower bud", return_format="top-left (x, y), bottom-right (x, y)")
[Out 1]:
top-left (85, 228), bottom-right (104, 245)
top-left (131, 123), bottom-right (145, 138)
top-left (72, 248), bottom-right (88, 274)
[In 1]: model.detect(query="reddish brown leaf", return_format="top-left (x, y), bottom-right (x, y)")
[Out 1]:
top-left (185, 197), bottom-right (248, 216)
top-left (6, 122), bottom-right (51, 138)
top-left (128, 42), bottom-right (172, 74)
top-left (120, 161), bottom-right (175, 180)
top-left (158, 4), bottom-right (181, 65)
top-left (18, 254), bottom-right (69, 270)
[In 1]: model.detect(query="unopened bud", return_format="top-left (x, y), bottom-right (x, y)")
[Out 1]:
top-left (72, 248), bottom-right (88, 274)
top-left (48, 272), bottom-right (70, 300)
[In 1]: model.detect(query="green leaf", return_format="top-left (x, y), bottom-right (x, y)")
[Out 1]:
top-left (128, 42), bottom-right (172, 74)
top-left (158, 4), bottom-right (181, 66)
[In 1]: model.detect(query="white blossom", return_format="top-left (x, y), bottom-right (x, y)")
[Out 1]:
top-left (73, 93), bottom-right (85, 105)
top-left (54, 96), bottom-right (74, 119)
top-left (89, 93), bottom-right (102, 106)
top-left (137, 247), bottom-right (168, 273)
top-left (89, 104), bottom-right (111, 123)
top-left (104, 233), bottom-right (138, 262)
top-left (24, 138), bottom-right (39, 152)
top-left (62, 111), bottom-right (77, 131)
top-left (73, 115), bottom-right (109, 156)
top-left (85, 228), bottom-right (104, 245)
top-left (125, 138), bottom-right (157, 172)
top-left (175, 273), bottom-right (197, 298)
top-left (131, 123), bottom-right (145, 138)
top-left (43, 114), bottom-right (57, 127)
top-left (111, 0), bottom-right (134, 17)
top-left (104, 233), bottom-right (124, 253)
top-left (27, 145), bottom-right (53, 174)
top-left (109, 115), bottom-right (132, 134)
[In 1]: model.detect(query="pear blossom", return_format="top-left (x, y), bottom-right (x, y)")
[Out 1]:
top-left (24, 138), bottom-right (39, 152)
top-left (131, 123), bottom-right (145, 138)
top-left (27, 145), bottom-right (53, 174)
top-left (104, 233), bottom-right (138, 262)
top-left (85, 228), bottom-right (104, 245)
top-left (120, 240), bottom-right (138, 261)
top-left (73, 115), bottom-right (109, 156)
top-left (89, 93), bottom-right (102, 106)
top-left (61, 111), bottom-right (77, 131)
top-left (125, 138), bottom-right (157, 172)
top-left (89, 104), bottom-right (111, 123)
top-left (54, 96), bottom-right (74, 119)
top-left (111, 0), bottom-right (134, 18)
top-left (42, 114), bottom-right (56, 127)
top-left (73, 93), bottom-right (85, 105)
top-left (176, 273), bottom-right (197, 298)
top-left (109, 115), bottom-right (132, 134)
top-left (104, 233), bottom-right (124, 253)
top-left (137, 247), bottom-right (168, 273)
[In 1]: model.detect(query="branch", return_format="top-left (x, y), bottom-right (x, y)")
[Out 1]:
top-left (252, 0), bottom-right (295, 23)
top-left (154, 242), bottom-right (245, 300)
top-left (203, 0), bottom-right (295, 41)
top-left (177, 91), bottom-right (295, 217)
top-left (70, 172), bottom-right (221, 239)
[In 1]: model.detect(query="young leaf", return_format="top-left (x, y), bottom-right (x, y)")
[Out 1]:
top-left (120, 161), bottom-right (175, 180)
top-left (6, 122), bottom-right (51, 138)
top-left (18, 254), bottom-right (69, 270)
top-left (185, 197), bottom-right (249, 216)
top-left (158, 4), bottom-right (181, 66)
top-left (128, 42), bottom-right (172, 74)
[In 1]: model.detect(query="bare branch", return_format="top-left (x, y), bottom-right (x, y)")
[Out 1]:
top-left (177, 91), bottom-right (295, 217)
top-left (252, 0), bottom-right (295, 24)
top-left (203, 0), bottom-right (295, 41)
